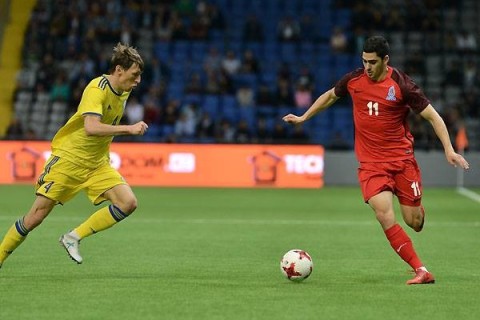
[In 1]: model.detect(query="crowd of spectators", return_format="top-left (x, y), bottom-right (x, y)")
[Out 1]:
top-left (4, 0), bottom-right (479, 151)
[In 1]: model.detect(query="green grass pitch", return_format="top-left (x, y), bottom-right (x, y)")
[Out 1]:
top-left (0, 185), bottom-right (479, 320)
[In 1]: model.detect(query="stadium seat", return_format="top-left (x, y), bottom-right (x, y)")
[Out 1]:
top-left (202, 94), bottom-right (220, 117)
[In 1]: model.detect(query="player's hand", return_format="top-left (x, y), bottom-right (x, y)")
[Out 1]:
top-left (130, 121), bottom-right (149, 135)
top-left (282, 114), bottom-right (304, 124)
top-left (447, 151), bottom-right (470, 169)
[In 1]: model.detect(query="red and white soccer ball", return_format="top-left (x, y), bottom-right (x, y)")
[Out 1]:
top-left (280, 249), bottom-right (313, 281)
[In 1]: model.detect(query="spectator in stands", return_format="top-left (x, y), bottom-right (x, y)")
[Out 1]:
top-left (330, 26), bottom-right (348, 53)
top-left (456, 30), bottom-right (477, 53)
top-left (139, 0), bottom-right (155, 29)
top-left (253, 117), bottom-right (271, 144)
top-left (239, 49), bottom-right (260, 74)
top-left (196, 112), bottom-right (215, 139)
top-left (143, 57), bottom-right (171, 87)
top-left (271, 122), bottom-right (289, 143)
top-left (185, 72), bottom-right (205, 94)
top-left (142, 84), bottom-right (164, 109)
top-left (143, 101), bottom-right (161, 125)
top-left (4, 118), bottom-right (25, 140)
top-left (188, 15), bottom-right (209, 40)
top-left (275, 78), bottom-right (294, 106)
top-left (205, 70), bottom-right (221, 94)
top-left (463, 60), bottom-right (478, 90)
top-left (174, 104), bottom-right (198, 139)
top-left (162, 99), bottom-right (181, 129)
top-left (277, 62), bottom-right (292, 82)
top-left (384, 5), bottom-right (406, 32)
top-left (234, 120), bottom-right (252, 143)
top-left (277, 16), bottom-right (301, 42)
top-left (50, 73), bottom-right (70, 102)
top-left (154, 4), bottom-right (174, 41)
top-left (299, 14), bottom-right (316, 42)
top-left (170, 12), bottom-right (189, 40)
top-left (125, 96), bottom-right (145, 125)
top-left (217, 69), bottom-right (234, 94)
top-left (294, 82), bottom-right (313, 109)
top-left (221, 50), bottom-right (241, 76)
top-left (236, 84), bottom-right (255, 107)
top-left (242, 14), bottom-right (264, 42)
top-left (207, 3), bottom-right (225, 30)
top-left (35, 54), bottom-right (56, 90)
top-left (216, 119), bottom-right (235, 143)
top-left (203, 47), bottom-right (222, 73)
top-left (256, 84), bottom-right (275, 106)
top-left (296, 65), bottom-right (315, 92)
top-left (290, 125), bottom-right (309, 144)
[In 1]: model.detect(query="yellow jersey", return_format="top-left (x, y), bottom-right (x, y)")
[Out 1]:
top-left (51, 75), bottom-right (130, 168)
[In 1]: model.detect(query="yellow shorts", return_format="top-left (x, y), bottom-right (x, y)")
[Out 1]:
top-left (36, 155), bottom-right (126, 205)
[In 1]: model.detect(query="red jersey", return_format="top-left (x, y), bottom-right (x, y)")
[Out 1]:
top-left (334, 67), bottom-right (430, 162)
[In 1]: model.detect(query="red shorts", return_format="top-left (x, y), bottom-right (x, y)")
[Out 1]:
top-left (358, 158), bottom-right (422, 206)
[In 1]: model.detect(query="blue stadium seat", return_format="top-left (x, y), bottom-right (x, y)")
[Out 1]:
top-left (220, 95), bottom-right (239, 122)
top-left (238, 107), bottom-right (257, 128)
top-left (154, 41), bottom-right (171, 61)
top-left (202, 94), bottom-right (220, 117)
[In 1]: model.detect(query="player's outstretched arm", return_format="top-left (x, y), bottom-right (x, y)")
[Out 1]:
top-left (283, 88), bottom-right (339, 125)
top-left (420, 105), bottom-right (470, 169)
top-left (84, 115), bottom-right (149, 136)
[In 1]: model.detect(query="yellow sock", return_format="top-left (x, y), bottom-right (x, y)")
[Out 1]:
top-left (73, 205), bottom-right (128, 240)
top-left (0, 218), bottom-right (29, 264)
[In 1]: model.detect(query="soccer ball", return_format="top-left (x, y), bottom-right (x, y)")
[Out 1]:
top-left (280, 249), bottom-right (313, 281)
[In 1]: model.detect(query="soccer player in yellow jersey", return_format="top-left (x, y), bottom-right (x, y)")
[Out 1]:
top-left (0, 43), bottom-right (149, 268)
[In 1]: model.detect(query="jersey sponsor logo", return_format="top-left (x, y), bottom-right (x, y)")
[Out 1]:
top-left (386, 85), bottom-right (396, 101)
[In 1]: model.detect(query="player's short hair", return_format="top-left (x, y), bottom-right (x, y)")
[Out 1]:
top-left (110, 43), bottom-right (144, 73)
top-left (363, 36), bottom-right (390, 59)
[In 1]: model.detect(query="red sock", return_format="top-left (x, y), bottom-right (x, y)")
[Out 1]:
top-left (384, 224), bottom-right (423, 270)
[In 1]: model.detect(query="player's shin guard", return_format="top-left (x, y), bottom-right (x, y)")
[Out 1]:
top-left (384, 223), bottom-right (423, 270)
top-left (73, 205), bottom-right (129, 240)
top-left (0, 218), bottom-right (30, 264)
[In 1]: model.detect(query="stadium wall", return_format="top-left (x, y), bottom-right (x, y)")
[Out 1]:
top-left (324, 151), bottom-right (480, 188)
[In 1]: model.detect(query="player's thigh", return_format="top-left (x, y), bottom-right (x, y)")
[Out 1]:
top-left (84, 163), bottom-right (127, 205)
top-left (394, 159), bottom-right (422, 206)
top-left (358, 162), bottom-right (395, 203)
top-left (36, 155), bottom-right (85, 204)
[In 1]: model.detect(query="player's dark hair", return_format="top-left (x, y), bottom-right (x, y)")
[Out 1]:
top-left (363, 36), bottom-right (390, 59)
top-left (110, 43), bottom-right (144, 73)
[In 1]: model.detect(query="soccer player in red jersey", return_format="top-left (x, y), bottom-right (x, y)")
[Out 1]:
top-left (283, 35), bottom-right (470, 285)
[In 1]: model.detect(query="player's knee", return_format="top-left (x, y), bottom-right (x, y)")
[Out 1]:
top-left (374, 209), bottom-right (395, 227)
top-left (116, 197), bottom-right (138, 215)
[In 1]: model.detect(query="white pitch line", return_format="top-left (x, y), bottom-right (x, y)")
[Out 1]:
top-left (457, 187), bottom-right (480, 204)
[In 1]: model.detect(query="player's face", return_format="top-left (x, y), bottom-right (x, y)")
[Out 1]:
top-left (118, 63), bottom-right (142, 92)
top-left (362, 52), bottom-right (388, 81)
